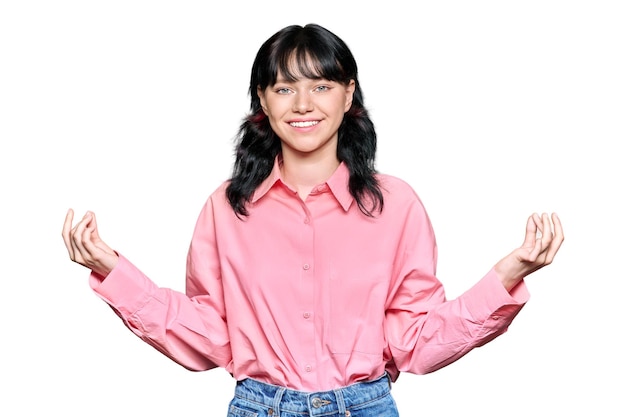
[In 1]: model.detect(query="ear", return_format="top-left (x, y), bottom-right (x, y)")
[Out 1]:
top-left (344, 79), bottom-right (355, 112)
top-left (257, 86), bottom-right (268, 114)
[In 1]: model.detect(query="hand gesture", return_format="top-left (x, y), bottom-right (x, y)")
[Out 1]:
top-left (62, 209), bottom-right (119, 277)
top-left (495, 212), bottom-right (564, 290)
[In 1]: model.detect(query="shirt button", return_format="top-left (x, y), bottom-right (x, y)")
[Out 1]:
top-left (305, 365), bottom-right (312, 372)
top-left (303, 312), bottom-right (311, 319)
top-left (304, 217), bottom-right (310, 224)
top-left (303, 264), bottom-right (310, 270)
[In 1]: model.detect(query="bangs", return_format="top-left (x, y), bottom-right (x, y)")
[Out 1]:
top-left (254, 25), bottom-right (355, 90)
top-left (273, 47), bottom-right (345, 83)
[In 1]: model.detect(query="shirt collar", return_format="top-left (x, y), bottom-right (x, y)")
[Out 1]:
top-left (251, 155), bottom-right (354, 212)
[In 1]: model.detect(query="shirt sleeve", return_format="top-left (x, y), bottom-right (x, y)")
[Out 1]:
top-left (384, 195), bottom-right (529, 377)
top-left (89, 196), bottom-right (232, 372)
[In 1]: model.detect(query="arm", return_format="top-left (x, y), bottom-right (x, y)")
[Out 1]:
top-left (385, 210), bottom-right (564, 376)
top-left (62, 205), bottom-right (232, 371)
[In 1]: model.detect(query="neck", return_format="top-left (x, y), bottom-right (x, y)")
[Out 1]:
top-left (280, 151), bottom-right (340, 200)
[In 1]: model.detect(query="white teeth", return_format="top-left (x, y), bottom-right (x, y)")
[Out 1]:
top-left (290, 121), bottom-right (319, 127)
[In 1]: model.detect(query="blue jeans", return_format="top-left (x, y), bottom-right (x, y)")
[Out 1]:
top-left (226, 373), bottom-right (399, 417)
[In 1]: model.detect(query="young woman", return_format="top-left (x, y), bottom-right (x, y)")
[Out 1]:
top-left (62, 23), bottom-right (564, 417)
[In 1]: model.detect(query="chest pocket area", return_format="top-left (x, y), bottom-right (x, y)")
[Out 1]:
top-left (328, 263), bottom-right (389, 355)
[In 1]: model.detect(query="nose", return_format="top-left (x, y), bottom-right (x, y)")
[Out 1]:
top-left (293, 92), bottom-right (313, 113)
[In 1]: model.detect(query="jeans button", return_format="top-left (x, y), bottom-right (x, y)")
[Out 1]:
top-left (311, 397), bottom-right (331, 408)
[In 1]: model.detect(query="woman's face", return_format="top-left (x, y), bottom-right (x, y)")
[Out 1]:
top-left (258, 70), bottom-right (355, 161)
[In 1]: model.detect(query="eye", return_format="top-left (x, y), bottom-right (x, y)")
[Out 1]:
top-left (314, 85), bottom-right (330, 92)
top-left (275, 87), bottom-right (292, 95)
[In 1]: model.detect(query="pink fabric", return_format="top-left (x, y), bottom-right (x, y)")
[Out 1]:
top-left (91, 159), bottom-right (529, 391)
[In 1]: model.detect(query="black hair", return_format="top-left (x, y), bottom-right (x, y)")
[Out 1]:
top-left (226, 23), bottom-right (383, 217)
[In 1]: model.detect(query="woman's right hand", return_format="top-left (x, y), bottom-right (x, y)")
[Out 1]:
top-left (62, 209), bottom-right (119, 278)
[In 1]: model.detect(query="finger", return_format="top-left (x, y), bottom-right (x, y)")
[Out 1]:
top-left (552, 212), bottom-right (564, 241)
top-left (526, 229), bottom-right (544, 262)
top-left (79, 213), bottom-right (100, 261)
top-left (532, 212), bottom-right (543, 235)
top-left (527, 213), bottom-right (555, 262)
top-left (88, 211), bottom-right (102, 241)
top-left (62, 208), bottom-right (76, 259)
top-left (80, 212), bottom-right (110, 267)
top-left (539, 212), bottom-right (553, 248)
top-left (522, 214), bottom-right (538, 248)
top-left (522, 213), bottom-right (548, 262)
top-left (543, 213), bottom-right (564, 264)
top-left (79, 212), bottom-right (115, 274)
top-left (70, 211), bottom-right (93, 263)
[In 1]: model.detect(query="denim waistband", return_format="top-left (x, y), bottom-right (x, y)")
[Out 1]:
top-left (233, 373), bottom-right (391, 416)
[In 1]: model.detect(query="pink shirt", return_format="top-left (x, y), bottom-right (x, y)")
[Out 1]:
top-left (91, 159), bottom-right (529, 391)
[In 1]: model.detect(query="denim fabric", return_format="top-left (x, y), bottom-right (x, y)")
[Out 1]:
top-left (226, 373), bottom-right (399, 417)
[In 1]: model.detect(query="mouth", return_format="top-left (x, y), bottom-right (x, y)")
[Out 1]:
top-left (289, 120), bottom-right (320, 128)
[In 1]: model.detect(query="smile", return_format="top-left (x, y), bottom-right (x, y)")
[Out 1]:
top-left (289, 121), bottom-right (319, 128)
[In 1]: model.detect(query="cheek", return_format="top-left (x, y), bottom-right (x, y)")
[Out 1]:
top-left (266, 115), bottom-right (282, 133)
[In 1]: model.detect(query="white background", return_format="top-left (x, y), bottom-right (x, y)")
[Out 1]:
top-left (1, 1), bottom-right (624, 416)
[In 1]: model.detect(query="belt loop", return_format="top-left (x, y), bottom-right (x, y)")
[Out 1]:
top-left (273, 387), bottom-right (286, 416)
top-left (333, 388), bottom-right (346, 415)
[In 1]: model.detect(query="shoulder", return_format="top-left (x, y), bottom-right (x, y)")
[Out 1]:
top-left (377, 173), bottom-right (419, 200)
top-left (198, 180), bottom-right (233, 214)
top-left (376, 172), bottom-right (430, 214)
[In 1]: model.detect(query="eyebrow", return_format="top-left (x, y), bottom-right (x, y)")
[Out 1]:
top-left (274, 76), bottom-right (328, 84)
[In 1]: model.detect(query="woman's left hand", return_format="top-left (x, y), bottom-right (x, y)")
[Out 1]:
top-left (495, 212), bottom-right (564, 291)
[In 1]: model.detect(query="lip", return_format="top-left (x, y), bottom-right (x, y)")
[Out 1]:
top-left (288, 119), bottom-right (321, 129)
